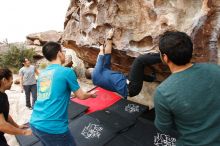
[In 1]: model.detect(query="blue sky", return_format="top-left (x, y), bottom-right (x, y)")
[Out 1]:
top-left (0, 0), bottom-right (69, 42)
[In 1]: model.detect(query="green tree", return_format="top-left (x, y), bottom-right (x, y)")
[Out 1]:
top-left (0, 44), bottom-right (36, 73)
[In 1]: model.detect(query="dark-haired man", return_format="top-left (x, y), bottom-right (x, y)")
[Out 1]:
top-left (30, 42), bottom-right (96, 146)
top-left (154, 31), bottom-right (220, 145)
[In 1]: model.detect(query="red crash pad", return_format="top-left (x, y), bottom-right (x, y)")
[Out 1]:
top-left (71, 87), bottom-right (121, 114)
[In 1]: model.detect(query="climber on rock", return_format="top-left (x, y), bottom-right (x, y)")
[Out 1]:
top-left (85, 29), bottom-right (162, 99)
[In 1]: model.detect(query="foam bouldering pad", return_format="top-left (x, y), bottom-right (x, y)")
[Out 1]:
top-left (89, 110), bottom-right (135, 133)
top-left (15, 123), bottom-right (40, 146)
top-left (69, 115), bottom-right (116, 146)
top-left (31, 141), bottom-right (43, 146)
top-left (107, 99), bottom-right (148, 121)
top-left (120, 118), bottom-right (178, 146)
top-left (104, 135), bottom-right (137, 146)
top-left (140, 108), bottom-right (155, 122)
top-left (16, 134), bottom-right (39, 146)
top-left (72, 87), bottom-right (121, 114)
top-left (16, 100), bottom-right (88, 146)
top-left (68, 100), bottom-right (88, 121)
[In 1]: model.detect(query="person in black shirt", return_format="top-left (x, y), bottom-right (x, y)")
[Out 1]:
top-left (0, 68), bottom-right (32, 146)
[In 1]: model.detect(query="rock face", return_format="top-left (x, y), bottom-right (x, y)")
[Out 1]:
top-left (62, 0), bottom-right (220, 107)
top-left (62, 0), bottom-right (220, 73)
top-left (192, 0), bottom-right (220, 64)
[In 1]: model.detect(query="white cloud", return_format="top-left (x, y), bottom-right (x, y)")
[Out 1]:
top-left (0, 0), bottom-right (70, 42)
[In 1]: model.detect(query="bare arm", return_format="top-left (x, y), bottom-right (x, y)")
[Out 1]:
top-left (74, 88), bottom-right (97, 100)
top-left (104, 40), bottom-right (113, 54)
top-left (8, 115), bottom-right (28, 129)
top-left (35, 68), bottom-right (40, 76)
top-left (104, 28), bottom-right (114, 54)
top-left (7, 115), bottom-right (19, 128)
top-left (0, 114), bottom-right (32, 135)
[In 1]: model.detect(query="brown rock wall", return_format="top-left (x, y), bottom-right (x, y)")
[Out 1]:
top-left (62, 0), bottom-right (220, 107)
top-left (63, 0), bottom-right (219, 76)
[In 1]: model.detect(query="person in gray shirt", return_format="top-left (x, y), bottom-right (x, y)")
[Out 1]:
top-left (19, 58), bottom-right (39, 109)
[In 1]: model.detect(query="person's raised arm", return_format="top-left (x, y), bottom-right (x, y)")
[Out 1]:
top-left (104, 28), bottom-right (114, 54)
top-left (104, 40), bottom-right (113, 54)
top-left (66, 67), bottom-right (97, 99)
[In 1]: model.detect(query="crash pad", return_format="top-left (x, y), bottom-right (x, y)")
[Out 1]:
top-left (68, 100), bottom-right (88, 121)
top-left (107, 99), bottom-right (148, 121)
top-left (72, 87), bottom-right (121, 114)
top-left (69, 115), bottom-right (116, 146)
top-left (89, 109), bottom-right (135, 133)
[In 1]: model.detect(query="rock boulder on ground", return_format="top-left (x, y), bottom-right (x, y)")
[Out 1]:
top-left (26, 30), bottom-right (62, 45)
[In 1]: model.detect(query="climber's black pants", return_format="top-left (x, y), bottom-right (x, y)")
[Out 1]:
top-left (128, 53), bottom-right (161, 97)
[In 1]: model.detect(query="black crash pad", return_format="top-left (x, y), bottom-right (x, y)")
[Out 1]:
top-left (107, 99), bottom-right (148, 122)
top-left (31, 141), bottom-right (43, 146)
top-left (140, 108), bottom-right (155, 122)
top-left (16, 134), bottom-right (39, 146)
top-left (69, 115), bottom-right (116, 146)
top-left (89, 110), bottom-right (135, 133)
top-left (15, 123), bottom-right (40, 146)
top-left (68, 100), bottom-right (88, 121)
top-left (114, 118), bottom-right (178, 146)
top-left (104, 135), bottom-right (137, 146)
